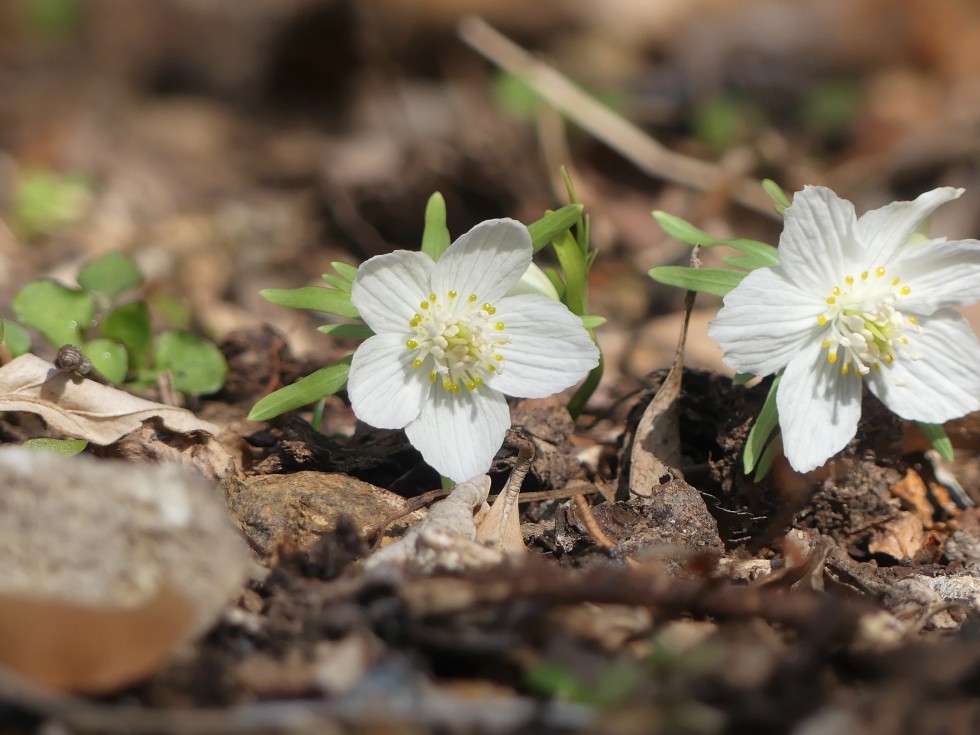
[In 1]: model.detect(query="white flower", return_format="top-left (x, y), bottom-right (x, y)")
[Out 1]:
top-left (709, 186), bottom-right (980, 472)
top-left (347, 219), bottom-right (599, 482)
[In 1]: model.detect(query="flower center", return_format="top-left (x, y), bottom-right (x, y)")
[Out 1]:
top-left (816, 266), bottom-right (920, 378)
top-left (405, 291), bottom-right (509, 392)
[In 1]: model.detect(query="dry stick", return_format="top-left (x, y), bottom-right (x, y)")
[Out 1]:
top-left (458, 17), bottom-right (778, 219)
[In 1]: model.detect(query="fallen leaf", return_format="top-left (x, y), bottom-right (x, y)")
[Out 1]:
top-left (0, 353), bottom-right (221, 445)
top-left (108, 416), bottom-right (239, 481)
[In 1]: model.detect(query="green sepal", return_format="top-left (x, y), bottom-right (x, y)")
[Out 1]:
top-left (78, 252), bottom-right (142, 301)
top-left (260, 287), bottom-right (359, 319)
top-left (528, 204), bottom-right (584, 253)
top-left (82, 338), bottom-right (128, 384)
top-left (917, 422), bottom-right (954, 462)
top-left (652, 211), bottom-right (779, 268)
top-left (22, 438), bottom-right (89, 456)
top-left (421, 192), bottom-right (451, 261)
top-left (551, 230), bottom-right (589, 315)
top-left (317, 323), bottom-right (375, 339)
top-left (744, 374), bottom-right (781, 475)
top-left (13, 280), bottom-right (95, 347)
top-left (322, 274), bottom-right (352, 293)
top-left (248, 357), bottom-right (352, 422)
top-left (648, 266), bottom-right (747, 297)
top-left (579, 314), bottom-right (607, 329)
top-left (330, 262), bottom-right (358, 283)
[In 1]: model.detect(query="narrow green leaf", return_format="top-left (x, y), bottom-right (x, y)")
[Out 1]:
top-left (153, 331), bottom-right (228, 396)
top-left (762, 179), bottom-right (792, 213)
top-left (22, 438), bottom-right (89, 456)
top-left (917, 422), bottom-right (954, 462)
top-left (78, 252), bottom-right (142, 301)
top-left (421, 192), bottom-right (451, 261)
top-left (579, 314), bottom-right (607, 329)
top-left (753, 434), bottom-right (782, 482)
top-left (551, 230), bottom-right (588, 315)
top-left (260, 287), bottom-right (359, 318)
top-left (317, 323), bottom-right (375, 339)
top-left (82, 338), bottom-right (128, 384)
top-left (0, 317), bottom-right (4, 345)
top-left (653, 211), bottom-right (779, 267)
top-left (528, 204), bottom-right (584, 253)
top-left (248, 357), bottom-right (352, 421)
top-left (331, 262), bottom-right (358, 283)
top-left (13, 280), bottom-right (94, 347)
top-left (648, 266), bottom-right (747, 297)
top-left (0, 320), bottom-right (31, 356)
top-left (322, 274), bottom-right (352, 293)
top-left (744, 374), bottom-right (781, 474)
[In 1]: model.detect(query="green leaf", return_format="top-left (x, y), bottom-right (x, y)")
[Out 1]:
top-left (917, 422), bottom-right (954, 462)
top-left (753, 434), bottom-right (782, 482)
top-left (762, 179), bottom-right (792, 213)
top-left (744, 374), bottom-right (781, 474)
top-left (331, 262), bottom-right (358, 283)
top-left (648, 266), bottom-right (747, 297)
top-left (544, 267), bottom-right (565, 299)
top-left (579, 314), bottom-right (607, 329)
top-left (12, 169), bottom-right (90, 239)
top-left (551, 230), bottom-right (589, 315)
top-left (101, 301), bottom-right (152, 370)
top-left (13, 280), bottom-right (94, 347)
top-left (248, 357), bottom-right (352, 421)
top-left (316, 323), bottom-right (375, 339)
top-left (0, 319), bottom-right (31, 356)
top-left (421, 192), bottom-right (451, 261)
top-left (82, 338), bottom-right (128, 384)
top-left (260, 287), bottom-right (360, 318)
top-left (151, 295), bottom-right (190, 330)
top-left (153, 330), bottom-right (228, 396)
top-left (22, 438), bottom-right (89, 456)
top-left (322, 274), bottom-right (351, 293)
top-left (77, 252), bottom-right (143, 301)
top-left (652, 211), bottom-right (779, 267)
top-left (528, 204), bottom-right (584, 253)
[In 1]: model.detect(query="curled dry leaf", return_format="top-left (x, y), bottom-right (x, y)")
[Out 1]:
top-left (0, 447), bottom-right (250, 693)
top-left (0, 353), bottom-right (221, 445)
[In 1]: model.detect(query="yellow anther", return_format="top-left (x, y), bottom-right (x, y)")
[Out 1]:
top-left (469, 294), bottom-right (478, 302)
top-left (412, 359), bottom-right (422, 369)
top-left (871, 363), bottom-right (880, 371)
top-left (821, 340), bottom-right (831, 349)
top-left (494, 322), bottom-right (505, 331)
top-left (841, 364), bottom-right (850, 375)
top-left (429, 372), bottom-right (437, 382)
top-left (452, 384), bottom-right (461, 393)
top-left (876, 267), bottom-right (886, 277)
top-left (474, 376), bottom-right (484, 386)
top-left (827, 352), bottom-right (838, 364)
top-left (449, 290), bottom-right (457, 299)
top-left (861, 271), bottom-right (869, 280)
top-left (833, 286), bottom-right (841, 296)
top-left (488, 365), bottom-right (497, 372)
top-left (406, 339), bottom-right (418, 349)
top-left (420, 301), bottom-right (429, 310)
top-left (892, 277), bottom-right (900, 286)
top-left (464, 379), bottom-right (475, 390)
top-left (429, 293), bottom-right (437, 301)
top-left (908, 316), bottom-right (918, 324)
top-left (845, 275), bottom-right (854, 285)
top-left (443, 379), bottom-right (453, 390)
top-left (900, 337), bottom-right (908, 344)
top-left (884, 355), bottom-right (893, 364)
top-left (481, 303), bottom-right (496, 315)
top-left (818, 315), bottom-right (827, 326)
top-left (494, 354), bottom-right (504, 361)
top-left (900, 285), bottom-right (911, 296)
top-left (826, 296), bottom-right (836, 305)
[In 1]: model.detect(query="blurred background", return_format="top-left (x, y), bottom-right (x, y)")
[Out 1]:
top-left (1, 0), bottom-right (978, 407)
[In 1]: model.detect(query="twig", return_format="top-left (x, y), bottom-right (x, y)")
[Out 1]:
top-left (458, 17), bottom-right (778, 218)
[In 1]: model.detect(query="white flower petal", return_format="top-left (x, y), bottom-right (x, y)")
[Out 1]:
top-left (778, 186), bottom-right (858, 292)
top-left (777, 339), bottom-right (863, 473)
top-left (486, 294), bottom-right (599, 398)
top-left (708, 267), bottom-right (826, 376)
top-left (348, 333), bottom-right (430, 429)
top-left (857, 187), bottom-right (963, 265)
top-left (351, 250), bottom-right (434, 334)
top-left (404, 387), bottom-right (511, 482)
top-left (889, 239), bottom-right (980, 314)
top-left (866, 310), bottom-right (980, 423)
top-left (432, 219), bottom-right (532, 305)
